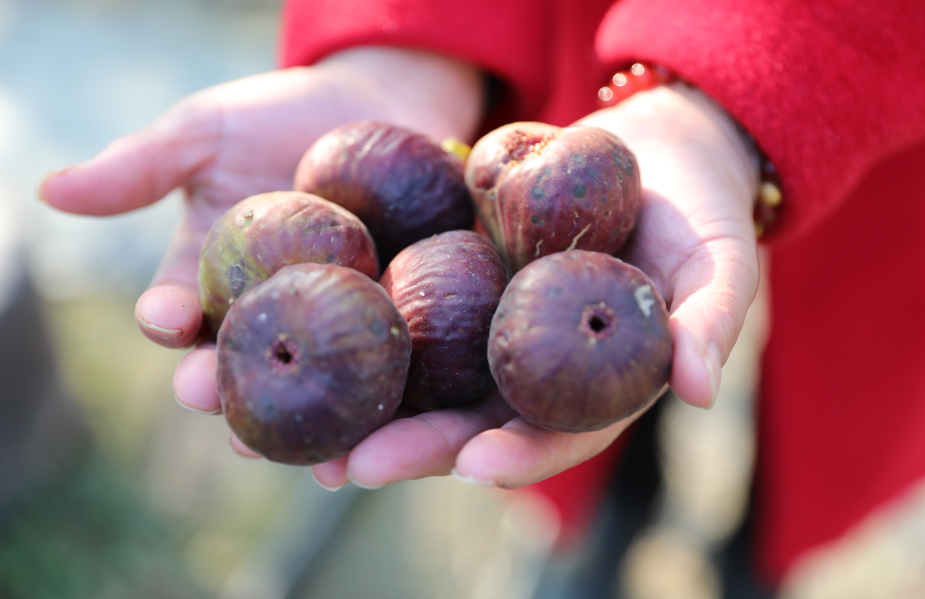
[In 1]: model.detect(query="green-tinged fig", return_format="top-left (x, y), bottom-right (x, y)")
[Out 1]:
top-left (294, 121), bottom-right (474, 264)
top-left (381, 230), bottom-right (508, 410)
top-left (217, 263), bottom-right (411, 465)
top-left (199, 191), bottom-right (378, 334)
top-left (465, 122), bottom-right (641, 272)
top-left (488, 251), bottom-right (671, 433)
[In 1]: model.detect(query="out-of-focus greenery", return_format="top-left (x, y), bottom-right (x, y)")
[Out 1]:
top-left (0, 452), bottom-right (210, 599)
top-left (37, 296), bottom-right (298, 595)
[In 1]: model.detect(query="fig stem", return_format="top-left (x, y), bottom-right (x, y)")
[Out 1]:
top-left (441, 137), bottom-right (471, 161)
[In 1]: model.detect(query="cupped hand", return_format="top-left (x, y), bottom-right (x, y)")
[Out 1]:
top-left (579, 83), bottom-right (761, 410)
top-left (38, 46), bottom-right (485, 351)
top-left (315, 83), bottom-right (762, 491)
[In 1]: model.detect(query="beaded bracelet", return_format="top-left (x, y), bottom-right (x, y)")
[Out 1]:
top-left (598, 63), bottom-right (782, 238)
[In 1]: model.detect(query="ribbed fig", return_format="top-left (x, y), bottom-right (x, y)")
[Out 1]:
top-left (488, 251), bottom-right (671, 433)
top-left (294, 121), bottom-right (475, 264)
top-left (465, 122), bottom-right (641, 272)
top-left (198, 191), bottom-right (378, 334)
top-left (380, 230), bottom-right (508, 410)
top-left (217, 263), bottom-right (411, 465)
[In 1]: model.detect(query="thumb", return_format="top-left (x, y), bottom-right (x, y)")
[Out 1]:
top-left (668, 234), bottom-right (759, 408)
top-left (38, 94), bottom-right (219, 216)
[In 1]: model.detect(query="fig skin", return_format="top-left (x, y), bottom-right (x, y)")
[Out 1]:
top-left (465, 122), bottom-right (641, 273)
top-left (488, 250), bottom-right (671, 433)
top-left (294, 121), bottom-right (475, 264)
top-left (380, 230), bottom-right (508, 410)
top-left (217, 263), bottom-right (412, 466)
top-left (199, 191), bottom-right (378, 334)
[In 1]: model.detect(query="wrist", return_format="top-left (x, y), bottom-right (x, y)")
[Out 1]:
top-left (578, 83), bottom-right (760, 229)
top-left (596, 64), bottom-right (781, 238)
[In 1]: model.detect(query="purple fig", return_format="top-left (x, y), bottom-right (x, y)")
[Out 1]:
top-left (380, 230), bottom-right (508, 410)
top-left (488, 251), bottom-right (671, 433)
top-left (217, 263), bottom-right (411, 465)
top-left (294, 121), bottom-right (474, 264)
top-left (465, 122), bottom-right (641, 272)
top-left (198, 191), bottom-right (378, 334)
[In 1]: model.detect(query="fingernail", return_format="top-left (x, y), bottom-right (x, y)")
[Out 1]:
top-left (451, 468), bottom-right (496, 487)
top-left (346, 471), bottom-right (384, 490)
top-left (703, 341), bottom-right (722, 408)
top-left (228, 436), bottom-right (262, 460)
top-left (37, 163), bottom-right (84, 204)
top-left (311, 469), bottom-right (344, 492)
top-left (174, 393), bottom-right (222, 415)
top-left (35, 182), bottom-right (49, 204)
top-left (48, 163), bottom-right (80, 177)
top-left (138, 317), bottom-right (183, 341)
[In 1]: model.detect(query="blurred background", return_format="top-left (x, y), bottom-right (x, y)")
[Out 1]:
top-left (3, 1), bottom-right (924, 598)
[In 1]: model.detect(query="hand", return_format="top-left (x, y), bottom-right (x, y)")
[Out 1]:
top-left (313, 83), bottom-right (761, 491)
top-left (38, 46), bottom-right (484, 351)
top-left (37, 44), bottom-right (483, 408)
top-left (580, 83), bottom-right (762, 409)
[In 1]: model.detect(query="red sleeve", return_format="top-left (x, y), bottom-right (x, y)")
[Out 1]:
top-left (279, 0), bottom-right (555, 121)
top-left (594, 0), bottom-right (925, 241)
top-left (280, 1), bottom-right (925, 239)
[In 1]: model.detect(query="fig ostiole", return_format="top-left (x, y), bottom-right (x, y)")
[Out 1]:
top-left (294, 121), bottom-right (475, 264)
top-left (465, 122), bottom-right (641, 273)
top-left (381, 230), bottom-right (508, 410)
top-left (488, 250), bottom-right (672, 433)
top-left (217, 263), bottom-right (411, 466)
top-left (198, 191), bottom-right (378, 334)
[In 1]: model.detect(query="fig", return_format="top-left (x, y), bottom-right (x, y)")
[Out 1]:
top-left (198, 191), bottom-right (378, 334)
top-left (216, 263), bottom-right (412, 465)
top-left (294, 121), bottom-right (475, 264)
top-left (488, 250), bottom-right (671, 433)
top-left (380, 230), bottom-right (508, 410)
top-left (465, 122), bottom-right (641, 272)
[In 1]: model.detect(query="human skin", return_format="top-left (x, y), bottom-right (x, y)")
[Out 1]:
top-left (38, 47), bottom-right (759, 489)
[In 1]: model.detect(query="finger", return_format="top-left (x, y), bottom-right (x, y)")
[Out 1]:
top-left (38, 95), bottom-right (219, 216)
top-left (453, 408), bottom-right (648, 489)
top-left (137, 284), bottom-right (202, 349)
top-left (311, 456), bottom-right (350, 491)
top-left (345, 389), bottom-right (518, 488)
top-left (667, 235), bottom-right (759, 408)
top-left (229, 431), bottom-right (263, 460)
top-left (173, 345), bottom-right (221, 414)
top-left (135, 221), bottom-right (209, 348)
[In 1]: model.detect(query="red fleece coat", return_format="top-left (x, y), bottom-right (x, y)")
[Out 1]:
top-left (280, 0), bottom-right (925, 583)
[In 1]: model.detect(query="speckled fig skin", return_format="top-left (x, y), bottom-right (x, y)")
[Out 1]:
top-left (380, 230), bottom-right (508, 410)
top-left (198, 191), bottom-right (378, 335)
top-left (488, 251), bottom-right (671, 433)
top-left (217, 263), bottom-right (411, 466)
top-left (465, 122), bottom-right (641, 273)
top-left (294, 121), bottom-right (475, 264)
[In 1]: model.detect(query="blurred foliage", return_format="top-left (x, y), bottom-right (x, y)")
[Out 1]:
top-left (45, 297), bottom-right (184, 468)
top-left (41, 295), bottom-right (298, 594)
top-left (0, 452), bottom-right (211, 599)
